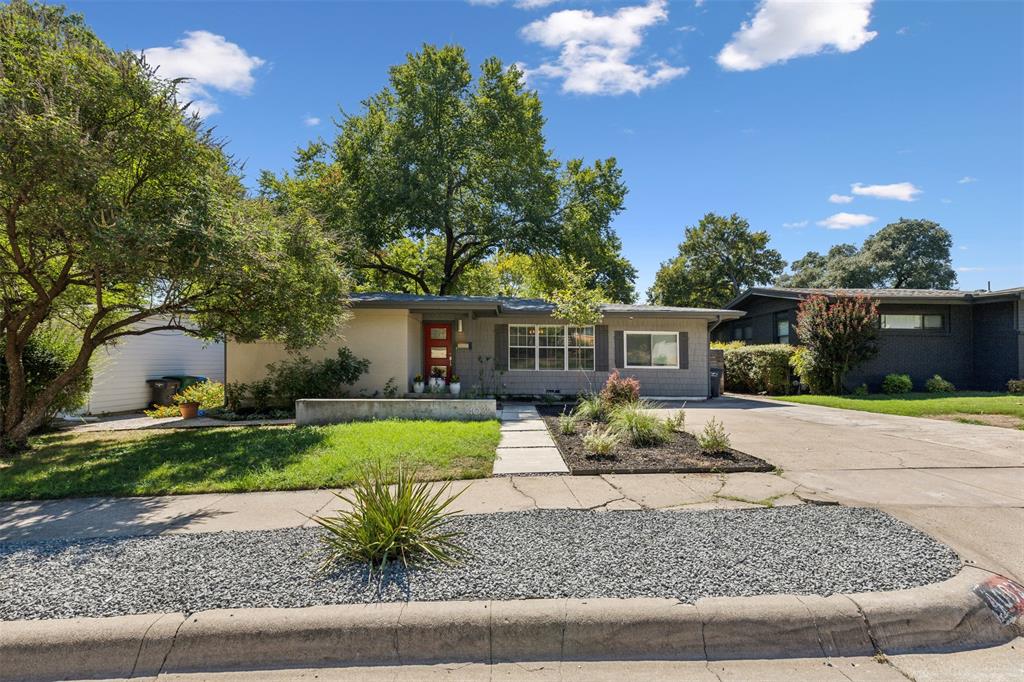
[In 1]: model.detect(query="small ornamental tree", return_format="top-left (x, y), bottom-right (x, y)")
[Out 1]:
top-left (795, 295), bottom-right (879, 394)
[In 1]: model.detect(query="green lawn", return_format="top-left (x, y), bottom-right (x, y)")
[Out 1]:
top-left (773, 392), bottom-right (1024, 427)
top-left (0, 419), bottom-right (501, 501)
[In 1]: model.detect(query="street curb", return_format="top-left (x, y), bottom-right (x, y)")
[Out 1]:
top-left (1, 567), bottom-right (1020, 681)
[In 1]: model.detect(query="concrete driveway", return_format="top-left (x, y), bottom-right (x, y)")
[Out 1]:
top-left (656, 396), bottom-right (1024, 581)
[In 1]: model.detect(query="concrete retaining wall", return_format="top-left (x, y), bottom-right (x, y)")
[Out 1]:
top-left (295, 398), bottom-right (497, 425)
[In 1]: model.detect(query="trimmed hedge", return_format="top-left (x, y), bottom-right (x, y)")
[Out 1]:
top-left (723, 344), bottom-right (796, 395)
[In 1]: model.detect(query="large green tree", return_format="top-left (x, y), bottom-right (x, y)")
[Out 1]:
top-left (0, 1), bottom-right (349, 450)
top-left (777, 219), bottom-right (957, 289)
top-left (648, 213), bottom-right (786, 308)
top-left (262, 45), bottom-right (634, 299)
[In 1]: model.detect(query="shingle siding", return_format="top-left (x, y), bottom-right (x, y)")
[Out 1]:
top-left (456, 317), bottom-right (709, 398)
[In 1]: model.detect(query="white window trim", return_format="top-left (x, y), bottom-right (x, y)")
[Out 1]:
top-left (508, 324), bottom-right (596, 371)
top-left (623, 330), bottom-right (680, 369)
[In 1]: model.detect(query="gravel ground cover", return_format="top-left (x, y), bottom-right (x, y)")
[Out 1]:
top-left (536, 405), bottom-right (773, 474)
top-left (0, 507), bottom-right (960, 621)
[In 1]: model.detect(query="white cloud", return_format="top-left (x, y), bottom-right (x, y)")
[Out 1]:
top-left (519, 0), bottom-right (687, 95)
top-left (896, 26), bottom-right (909, 35)
top-left (783, 220), bottom-right (809, 228)
top-left (677, 25), bottom-right (698, 33)
top-left (828, 193), bottom-right (853, 204)
top-left (817, 212), bottom-right (876, 229)
top-left (957, 176), bottom-right (978, 184)
top-left (958, 245), bottom-right (968, 251)
top-left (143, 30), bottom-right (265, 116)
top-left (303, 116), bottom-right (321, 127)
top-left (957, 266), bottom-right (987, 273)
top-left (851, 181), bottom-right (921, 201)
top-left (516, 0), bottom-right (562, 8)
top-left (941, 198), bottom-right (953, 204)
top-left (717, 0), bottom-right (877, 71)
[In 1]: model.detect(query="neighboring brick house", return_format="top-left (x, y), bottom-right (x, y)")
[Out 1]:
top-left (227, 293), bottom-right (744, 399)
top-left (714, 287), bottom-right (1024, 391)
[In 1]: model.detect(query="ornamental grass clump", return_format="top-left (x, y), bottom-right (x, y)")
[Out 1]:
top-left (608, 400), bottom-right (672, 447)
top-left (574, 393), bottom-right (608, 422)
top-left (312, 463), bottom-right (465, 575)
top-left (558, 412), bottom-right (580, 435)
top-left (697, 418), bottom-right (731, 454)
top-left (582, 424), bottom-right (620, 457)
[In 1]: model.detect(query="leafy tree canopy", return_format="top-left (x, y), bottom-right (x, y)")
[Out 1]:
top-left (261, 44), bottom-right (635, 300)
top-left (1, 1), bottom-right (349, 449)
top-left (647, 213), bottom-right (786, 308)
top-left (777, 219), bottom-right (957, 290)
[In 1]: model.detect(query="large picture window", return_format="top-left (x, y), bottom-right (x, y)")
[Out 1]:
top-left (881, 313), bottom-right (944, 330)
top-left (625, 332), bottom-right (679, 368)
top-left (508, 325), bottom-right (595, 371)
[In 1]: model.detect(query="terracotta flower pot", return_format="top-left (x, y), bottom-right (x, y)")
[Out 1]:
top-left (179, 402), bottom-right (200, 419)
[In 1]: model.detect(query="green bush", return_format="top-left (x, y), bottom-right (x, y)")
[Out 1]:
top-left (1008, 379), bottom-right (1024, 395)
top-left (599, 370), bottom-right (640, 406)
top-left (924, 374), bottom-right (955, 393)
top-left (608, 400), bottom-right (672, 447)
top-left (723, 344), bottom-right (795, 395)
top-left (312, 462), bottom-right (465, 574)
top-left (697, 417), bottom-right (731, 453)
top-left (710, 340), bottom-right (745, 351)
top-left (882, 373), bottom-right (913, 394)
top-left (582, 424), bottom-right (620, 456)
top-left (0, 327), bottom-right (92, 423)
top-left (267, 348), bottom-right (370, 406)
top-left (175, 380), bottom-right (225, 408)
top-left (852, 383), bottom-right (869, 397)
top-left (788, 346), bottom-right (831, 394)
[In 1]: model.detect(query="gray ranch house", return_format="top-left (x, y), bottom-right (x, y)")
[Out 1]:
top-left (714, 286), bottom-right (1024, 391)
top-left (227, 293), bottom-right (744, 399)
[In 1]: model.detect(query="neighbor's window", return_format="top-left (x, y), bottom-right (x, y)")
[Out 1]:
top-left (508, 325), bottom-right (595, 371)
top-left (881, 314), bottom-right (944, 330)
top-left (625, 332), bottom-right (679, 368)
top-left (775, 316), bottom-right (791, 344)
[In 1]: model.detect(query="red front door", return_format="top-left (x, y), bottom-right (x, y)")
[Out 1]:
top-left (423, 323), bottom-right (453, 381)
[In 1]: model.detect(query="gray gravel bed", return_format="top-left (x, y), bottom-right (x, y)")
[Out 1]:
top-left (0, 506), bottom-right (960, 620)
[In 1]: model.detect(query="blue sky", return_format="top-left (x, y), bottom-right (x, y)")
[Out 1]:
top-left (67, 0), bottom-right (1023, 295)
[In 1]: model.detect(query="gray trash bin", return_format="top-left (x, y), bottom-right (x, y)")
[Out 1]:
top-left (146, 378), bottom-right (181, 407)
top-left (709, 368), bottom-right (723, 397)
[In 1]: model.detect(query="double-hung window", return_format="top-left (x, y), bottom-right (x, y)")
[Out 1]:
top-left (508, 325), bottom-right (595, 371)
top-left (775, 314), bottom-right (791, 344)
top-left (624, 332), bottom-right (679, 368)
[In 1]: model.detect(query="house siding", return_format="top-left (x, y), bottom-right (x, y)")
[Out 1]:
top-left (717, 291), bottom-right (1023, 392)
top-left (85, 321), bottom-right (224, 415)
top-left (457, 316), bottom-right (709, 398)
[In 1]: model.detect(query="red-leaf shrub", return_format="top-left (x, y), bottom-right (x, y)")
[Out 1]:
top-left (600, 370), bottom-right (640, 406)
top-left (795, 294), bottom-right (879, 394)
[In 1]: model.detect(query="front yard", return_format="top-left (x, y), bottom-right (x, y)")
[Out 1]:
top-left (774, 392), bottom-right (1024, 429)
top-left (0, 420), bottom-right (501, 500)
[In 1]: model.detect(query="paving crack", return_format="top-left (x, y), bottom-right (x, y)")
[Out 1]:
top-left (129, 612), bottom-right (166, 678)
top-left (694, 602), bottom-right (723, 682)
top-left (155, 611), bottom-right (189, 676)
top-left (508, 477), bottom-right (540, 509)
top-left (598, 475), bottom-right (648, 508)
top-left (794, 594), bottom-right (831, 661)
top-left (842, 594), bottom-right (882, 656)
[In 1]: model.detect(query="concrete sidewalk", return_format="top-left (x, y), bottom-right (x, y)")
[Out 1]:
top-left (0, 472), bottom-right (800, 542)
top-left (493, 403), bottom-right (569, 475)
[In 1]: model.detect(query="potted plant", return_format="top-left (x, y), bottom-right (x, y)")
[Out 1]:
top-left (429, 367), bottom-right (445, 391)
top-left (449, 373), bottom-right (462, 397)
top-left (412, 374), bottom-right (425, 394)
top-left (176, 397), bottom-right (200, 419)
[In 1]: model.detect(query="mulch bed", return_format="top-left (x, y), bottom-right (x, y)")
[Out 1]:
top-left (536, 404), bottom-right (774, 475)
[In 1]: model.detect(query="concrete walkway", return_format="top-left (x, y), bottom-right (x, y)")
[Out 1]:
top-left (0, 472), bottom-right (799, 542)
top-left (493, 403), bottom-right (569, 475)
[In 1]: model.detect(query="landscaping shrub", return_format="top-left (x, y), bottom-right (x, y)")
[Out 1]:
top-left (608, 400), bottom-right (672, 447)
top-left (224, 382), bottom-right (248, 412)
top-left (665, 408), bottom-right (685, 432)
top-left (175, 380), bottom-right (225, 409)
top-left (267, 348), bottom-right (370, 406)
top-left (599, 370), bottom-right (640, 406)
top-left (882, 373), bottom-right (914, 394)
top-left (852, 384), bottom-right (869, 397)
top-left (788, 346), bottom-right (831, 394)
top-left (710, 340), bottom-right (745, 351)
top-left (574, 394), bottom-right (608, 422)
top-left (312, 462), bottom-right (465, 574)
top-left (723, 344), bottom-right (795, 394)
top-left (925, 374), bottom-right (955, 393)
top-left (696, 418), bottom-right (731, 453)
top-left (1006, 379), bottom-right (1024, 395)
top-left (795, 294), bottom-right (879, 394)
top-left (582, 425), bottom-right (620, 456)
top-left (0, 328), bottom-right (92, 423)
